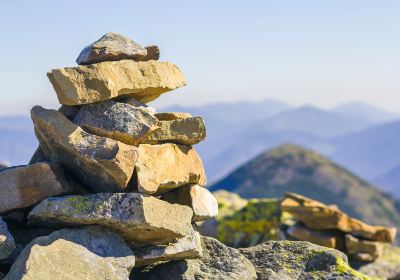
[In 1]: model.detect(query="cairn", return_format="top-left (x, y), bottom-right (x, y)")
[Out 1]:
top-left (281, 192), bottom-right (397, 262)
top-left (0, 32), bottom-right (218, 278)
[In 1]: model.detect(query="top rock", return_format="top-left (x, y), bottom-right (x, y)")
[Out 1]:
top-left (76, 32), bottom-right (157, 65)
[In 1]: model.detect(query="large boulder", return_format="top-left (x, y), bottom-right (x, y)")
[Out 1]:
top-left (4, 227), bottom-right (135, 280)
top-left (164, 184), bottom-right (218, 222)
top-left (28, 193), bottom-right (193, 246)
top-left (48, 60), bottom-right (186, 105)
top-left (239, 241), bottom-right (368, 280)
top-left (31, 106), bottom-right (137, 193)
top-left (73, 100), bottom-right (158, 145)
top-left (76, 32), bottom-right (147, 65)
top-left (135, 144), bottom-right (206, 194)
top-left (281, 192), bottom-right (397, 242)
top-left (132, 236), bottom-right (257, 279)
top-left (142, 116), bottom-right (206, 145)
top-left (0, 163), bottom-right (73, 214)
top-left (133, 226), bottom-right (202, 267)
top-left (0, 218), bottom-right (15, 261)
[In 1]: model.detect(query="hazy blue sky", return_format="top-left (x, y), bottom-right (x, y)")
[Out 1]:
top-left (1, 0), bottom-right (399, 115)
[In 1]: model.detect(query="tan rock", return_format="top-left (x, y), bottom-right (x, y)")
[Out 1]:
top-left (28, 193), bottom-right (193, 246)
top-left (281, 192), bottom-right (397, 243)
top-left (165, 185), bottom-right (218, 222)
top-left (74, 100), bottom-right (159, 145)
top-left (155, 112), bottom-right (193, 121)
top-left (135, 144), bottom-right (206, 194)
top-left (0, 163), bottom-right (73, 214)
top-left (31, 106), bottom-right (137, 193)
top-left (5, 227), bottom-right (135, 280)
top-left (48, 60), bottom-right (187, 105)
top-left (141, 117), bottom-right (206, 145)
top-left (345, 234), bottom-right (383, 262)
top-left (286, 222), bottom-right (344, 250)
top-left (133, 225), bottom-right (202, 267)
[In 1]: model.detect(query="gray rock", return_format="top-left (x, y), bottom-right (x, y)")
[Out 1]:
top-left (0, 218), bottom-right (15, 260)
top-left (74, 100), bottom-right (159, 146)
top-left (5, 226), bottom-right (135, 280)
top-left (0, 163), bottom-right (73, 214)
top-left (76, 32), bottom-right (147, 65)
top-left (0, 163), bottom-right (7, 170)
top-left (133, 225), bottom-right (202, 267)
top-left (132, 236), bottom-right (257, 280)
top-left (31, 106), bottom-right (137, 193)
top-left (239, 241), bottom-right (368, 280)
top-left (28, 193), bottom-right (193, 247)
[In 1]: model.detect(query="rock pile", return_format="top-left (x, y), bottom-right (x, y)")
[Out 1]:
top-left (281, 192), bottom-right (397, 262)
top-left (0, 33), bottom-right (367, 280)
top-left (0, 32), bottom-right (216, 279)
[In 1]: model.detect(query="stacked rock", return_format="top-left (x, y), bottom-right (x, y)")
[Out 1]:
top-left (0, 33), bottom-right (219, 278)
top-left (281, 192), bottom-right (397, 262)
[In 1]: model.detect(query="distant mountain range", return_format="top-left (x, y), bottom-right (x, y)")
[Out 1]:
top-left (1, 100), bottom-right (400, 198)
top-left (210, 144), bottom-right (400, 229)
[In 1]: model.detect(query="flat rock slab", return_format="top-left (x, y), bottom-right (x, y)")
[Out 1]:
top-left (281, 192), bottom-right (397, 243)
top-left (133, 225), bottom-right (202, 267)
top-left (0, 218), bottom-right (15, 260)
top-left (76, 32), bottom-right (147, 65)
top-left (286, 222), bottom-right (345, 250)
top-left (31, 106), bottom-right (137, 193)
top-left (135, 144), bottom-right (207, 194)
top-left (48, 60), bottom-right (186, 105)
top-left (0, 163), bottom-right (73, 214)
top-left (5, 227), bottom-right (135, 280)
top-left (165, 184), bottom-right (218, 222)
top-left (155, 112), bottom-right (193, 121)
top-left (132, 237), bottom-right (257, 279)
top-left (142, 116), bottom-right (206, 145)
top-left (345, 234), bottom-right (383, 262)
top-left (28, 193), bottom-right (193, 246)
top-left (74, 100), bottom-right (158, 145)
top-left (239, 241), bottom-right (368, 280)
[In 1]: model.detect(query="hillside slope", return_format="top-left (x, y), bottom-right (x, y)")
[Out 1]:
top-left (210, 144), bottom-right (400, 228)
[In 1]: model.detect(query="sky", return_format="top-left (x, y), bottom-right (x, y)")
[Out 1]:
top-left (0, 0), bottom-right (399, 115)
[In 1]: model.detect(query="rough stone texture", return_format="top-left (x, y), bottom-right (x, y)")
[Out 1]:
top-left (345, 234), bottom-right (383, 262)
top-left (135, 144), bottom-right (206, 194)
top-left (74, 100), bottom-right (158, 145)
top-left (155, 112), bottom-right (193, 121)
top-left (5, 227), bottom-right (135, 280)
top-left (28, 193), bottom-right (193, 246)
top-left (281, 192), bottom-right (397, 243)
top-left (133, 225), bottom-right (202, 267)
top-left (132, 237), bottom-right (257, 280)
top-left (167, 184), bottom-right (218, 222)
top-left (121, 97), bottom-right (156, 114)
top-left (286, 222), bottom-right (345, 250)
top-left (142, 117), bottom-right (206, 145)
top-left (142, 45), bottom-right (160, 61)
top-left (0, 163), bottom-right (73, 214)
top-left (0, 218), bottom-right (15, 260)
top-left (29, 105), bottom-right (80, 165)
top-left (352, 244), bottom-right (400, 280)
top-left (31, 106), bottom-right (137, 193)
top-left (239, 241), bottom-right (368, 280)
top-left (76, 32), bottom-right (147, 65)
top-left (48, 60), bottom-right (187, 105)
